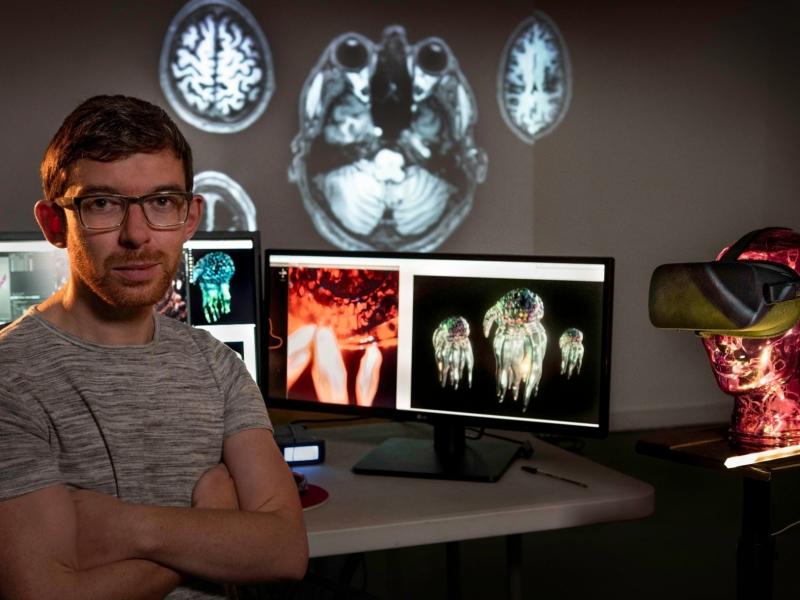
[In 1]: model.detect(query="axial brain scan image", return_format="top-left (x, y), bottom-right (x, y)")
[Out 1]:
top-left (289, 25), bottom-right (488, 252)
top-left (497, 12), bottom-right (571, 144)
top-left (193, 171), bottom-right (257, 231)
top-left (160, 0), bottom-right (275, 133)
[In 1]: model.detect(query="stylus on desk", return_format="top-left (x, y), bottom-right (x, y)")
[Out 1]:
top-left (521, 465), bottom-right (589, 488)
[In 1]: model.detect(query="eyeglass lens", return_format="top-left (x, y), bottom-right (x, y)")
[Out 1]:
top-left (79, 194), bottom-right (189, 229)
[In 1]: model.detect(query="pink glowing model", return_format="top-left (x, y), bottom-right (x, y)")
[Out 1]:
top-left (702, 228), bottom-right (800, 449)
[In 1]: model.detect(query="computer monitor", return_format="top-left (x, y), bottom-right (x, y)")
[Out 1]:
top-left (0, 233), bottom-right (68, 325)
top-left (265, 250), bottom-right (613, 482)
top-left (0, 231), bottom-right (261, 384)
top-left (170, 231), bottom-right (262, 384)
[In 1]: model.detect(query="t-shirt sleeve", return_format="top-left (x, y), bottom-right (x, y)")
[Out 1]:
top-left (209, 341), bottom-right (273, 439)
top-left (0, 385), bottom-right (62, 502)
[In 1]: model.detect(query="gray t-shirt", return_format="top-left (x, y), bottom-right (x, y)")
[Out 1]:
top-left (0, 309), bottom-right (272, 599)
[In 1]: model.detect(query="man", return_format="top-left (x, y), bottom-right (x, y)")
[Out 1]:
top-left (0, 95), bottom-right (308, 599)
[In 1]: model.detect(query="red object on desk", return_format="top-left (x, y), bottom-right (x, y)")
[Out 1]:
top-left (294, 471), bottom-right (330, 510)
top-left (301, 484), bottom-right (330, 510)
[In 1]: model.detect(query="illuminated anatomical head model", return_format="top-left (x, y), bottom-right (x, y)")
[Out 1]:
top-left (702, 228), bottom-right (800, 449)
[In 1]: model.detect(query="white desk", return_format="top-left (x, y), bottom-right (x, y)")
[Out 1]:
top-left (296, 422), bottom-right (654, 559)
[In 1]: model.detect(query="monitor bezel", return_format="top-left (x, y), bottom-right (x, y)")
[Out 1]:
top-left (0, 231), bottom-right (48, 241)
top-left (263, 249), bottom-right (613, 439)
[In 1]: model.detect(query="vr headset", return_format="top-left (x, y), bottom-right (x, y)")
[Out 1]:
top-left (649, 227), bottom-right (800, 337)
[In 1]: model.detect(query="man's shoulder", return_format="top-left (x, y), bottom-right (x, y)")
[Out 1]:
top-left (0, 313), bottom-right (46, 358)
top-left (0, 311), bottom-right (40, 336)
top-left (0, 314), bottom-right (52, 408)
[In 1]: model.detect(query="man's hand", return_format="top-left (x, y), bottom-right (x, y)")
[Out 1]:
top-left (121, 429), bottom-right (308, 582)
top-left (193, 463), bottom-right (239, 510)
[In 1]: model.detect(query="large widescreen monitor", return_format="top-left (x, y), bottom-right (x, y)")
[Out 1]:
top-left (265, 250), bottom-right (614, 481)
top-left (0, 231), bottom-right (261, 384)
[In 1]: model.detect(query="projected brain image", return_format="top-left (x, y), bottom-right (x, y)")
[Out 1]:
top-left (287, 267), bottom-right (399, 406)
top-left (483, 288), bottom-right (547, 410)
top-left (160, 0), bottom-right (275, 133)
top-left (190, 251), bottom-right (236, 323)
top-left (193, 171), bottom-right (257, 231)
top-left (432, 316), bottom-right (474, 390)
top-left (498, 12), bottom-right (571, 144)
top-left (289, 25), bottom-right (488, 252)
top-left (559, 327), bottom-right (584, 379)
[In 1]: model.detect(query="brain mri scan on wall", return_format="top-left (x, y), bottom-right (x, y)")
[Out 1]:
top-left (289, 25), bottom-right (488, 252)
top-left (160, 0), bottom-right (275, 133)
top-left (497, 12), bottom-right (571, 144)
top-left (193, 171), bottom-right (257, 231)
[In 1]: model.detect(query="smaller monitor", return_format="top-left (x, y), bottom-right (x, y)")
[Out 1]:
top-left (165, 231), bottom-right (262, 384)
top-left (0, 231), bottom-right (261, 384)
top-left (0, 233), bottom-right (68, 325)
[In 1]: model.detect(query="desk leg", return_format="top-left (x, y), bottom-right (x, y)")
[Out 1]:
top-left (507, 534), bottom-right (522, 600)
top-left (446, 541), bottom-right (461, 600)
top-left (737, 477), bottom-right (774, 600)
top-left (335, 553), bottom-right (364, 600)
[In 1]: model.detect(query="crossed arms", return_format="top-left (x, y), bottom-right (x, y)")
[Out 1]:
top-left (0, 428), bottom-right (309, 600)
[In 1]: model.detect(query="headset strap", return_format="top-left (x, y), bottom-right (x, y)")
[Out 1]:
top-left (720, 227), bottom-right (792, 262)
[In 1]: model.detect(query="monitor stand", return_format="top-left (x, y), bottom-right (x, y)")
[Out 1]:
top-left (352, 419), bottom-right (523, 482)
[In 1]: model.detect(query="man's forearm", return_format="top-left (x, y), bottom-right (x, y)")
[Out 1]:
top-left (69, 430), bottom-right (308, 586)
top-left (22, 558), bottom-right (180, 600)
top-left (0, 484), bottom-right (183, 600)
top-left (124, 504), bottom-right (306, 584)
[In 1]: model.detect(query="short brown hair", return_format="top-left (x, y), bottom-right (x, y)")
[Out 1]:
top-left (41, 95), bottom-right (194, 201)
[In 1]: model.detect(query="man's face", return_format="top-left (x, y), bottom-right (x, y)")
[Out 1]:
top-left (702, 326), bottom-right (800, 395)
top-left (62, 150), bottom-right (199, 311)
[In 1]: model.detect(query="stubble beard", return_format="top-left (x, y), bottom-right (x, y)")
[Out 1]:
top-left (72, 245), bottom-right (181, 310)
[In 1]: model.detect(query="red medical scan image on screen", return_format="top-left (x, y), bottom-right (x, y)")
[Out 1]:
top-left (286, 266), bottom-right (399, 408)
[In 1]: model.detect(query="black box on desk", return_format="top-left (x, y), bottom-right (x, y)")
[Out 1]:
top-left (275, 424), bottom-right (326, 466)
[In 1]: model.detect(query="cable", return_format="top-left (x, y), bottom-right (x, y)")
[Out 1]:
top-left (536, 433), bottom-right (586, 454)
top-left (465, 427), bottom-right (535, 458)
top-left (772, 519), bottom-right (800, 537)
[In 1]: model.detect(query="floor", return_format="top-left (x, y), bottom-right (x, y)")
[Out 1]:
top-left (266, 428), bottom-right (800, 600)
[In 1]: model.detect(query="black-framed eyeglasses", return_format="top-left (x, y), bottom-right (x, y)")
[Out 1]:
top-left (54, 191), bottom-right (193, 231)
